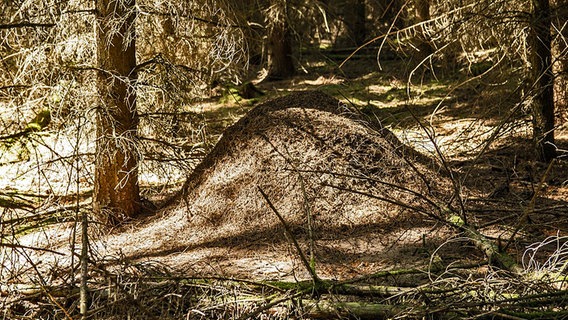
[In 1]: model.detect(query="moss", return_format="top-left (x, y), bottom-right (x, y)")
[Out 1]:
top-left (26, 109), bottom-right (51, 132)
top-left (469, 61), bottom-right (494, 76)
top-left (219, 86), bottom-right (242, 104)
top-left (448, 215), bottom-right (465, 227)
top-left (0, 194), bottom-right (33, 210)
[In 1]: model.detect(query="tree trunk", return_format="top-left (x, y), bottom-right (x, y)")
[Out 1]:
top-left (94, 0), bottom-right (141, 225)
top-left (415, 0), bottom-right (430, 21)
top-left (530, 0), bottom-right (556, 162)
top-left (414, 0), bottom-right (434, 62)
top-left (354, 0), bottom-right (366, 45)
top-left (346, 0), bottom-right (367, 46)
top-left (266, 0), bottom-right (295, 81)
top-left (553, 0), bottom-right (567, 119)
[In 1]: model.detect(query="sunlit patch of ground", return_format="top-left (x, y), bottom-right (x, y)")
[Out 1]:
top-left (0, 132), bottom-right (93, 196)
top-left (300, 75), bottom-right (344, 86)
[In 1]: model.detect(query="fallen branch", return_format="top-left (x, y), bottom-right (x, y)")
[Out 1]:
top-left (0, 284), bottom-right (78, 297)
top-left (303, 300), bottom-right (406, 320)
top-left (449, 214), bottom-right (523, 274)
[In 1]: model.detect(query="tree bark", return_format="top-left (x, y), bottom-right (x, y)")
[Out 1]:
top-left (553, 0), bottom-right (568, 119)
top-left (265, 0), bottom-right (295, 81)
top-left (94, 0), bottom-right (141, 225)
top-left (414, 0), bottom-right (434, 62)
top-left (354, 0), bottom-right (366, 46)
top-left (344, 0), bottom-right (367, 46)
top-left (530, 0), bottom-right (557, 162)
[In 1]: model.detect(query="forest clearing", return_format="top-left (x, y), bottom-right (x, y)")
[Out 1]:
top-left (1, 0), bottom-right (568, 319)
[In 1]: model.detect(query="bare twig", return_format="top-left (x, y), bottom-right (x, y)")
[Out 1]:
top-left (0, 22), bottom-right (56, 29)
top-left (503, 159), bottom-right (556, 251)
top-left (0, 243), bottom-right (65, 255)
top-left (257, 186), bottom-right (321, 285)
top-left (323, 183), bottom-right (446, 223)
top-left (236, 291), bottom-right (304, 320)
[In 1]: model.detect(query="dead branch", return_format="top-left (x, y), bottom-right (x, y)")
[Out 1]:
top-left (0, 22), bottom-right (56, 29)
top-left (0, 243), bottom-right (65, 255)
top-left (257, 186), bottom-right (321, 285)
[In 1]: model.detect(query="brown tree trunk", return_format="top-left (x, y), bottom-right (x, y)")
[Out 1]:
top-left (414, 0), bottom-right (434, 61)
top-left (266, 0), bottom-right (295, 81)
top-left (530, 0), bottom-right (557, 162)
top-left (553, 0), bottom-right (568, 120)
top-left (346, 0), bottom-right (367, 46)
top-left (94, 0), bottom-right (141, 225)
top-left (355, 0), bottom-right (366, 45)
top-left (415, 0), bottom-right (430, 21)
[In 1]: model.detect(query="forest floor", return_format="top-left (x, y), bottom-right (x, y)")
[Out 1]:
top-left (4, 52), bottom-right (568, 318)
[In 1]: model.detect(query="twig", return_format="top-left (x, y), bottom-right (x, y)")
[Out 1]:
top-left (339, 3), bottom-right (477, 68)
top-left (78, 115), bottom-right (89, 319)
top-left (257, 186), bottom-right (321, 284)
top-left (69, 251), bottom-right (155, 319)
top-left (0, 243), bottom-right (65, 255)
top-left (236, 291), bottom-right (304, 320)
top-left (288, 168), bottom-right (444, 213)
top-left (323, 183), bottom-right (446, 223)
top-left (403, 103), bottom-right (467, 223)
top-left (503, 159), bottom-right (555, 251)
top-left (338, 261), bottom-right (487, 285)
top-left (0, 22), bottom-right (56, 29)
